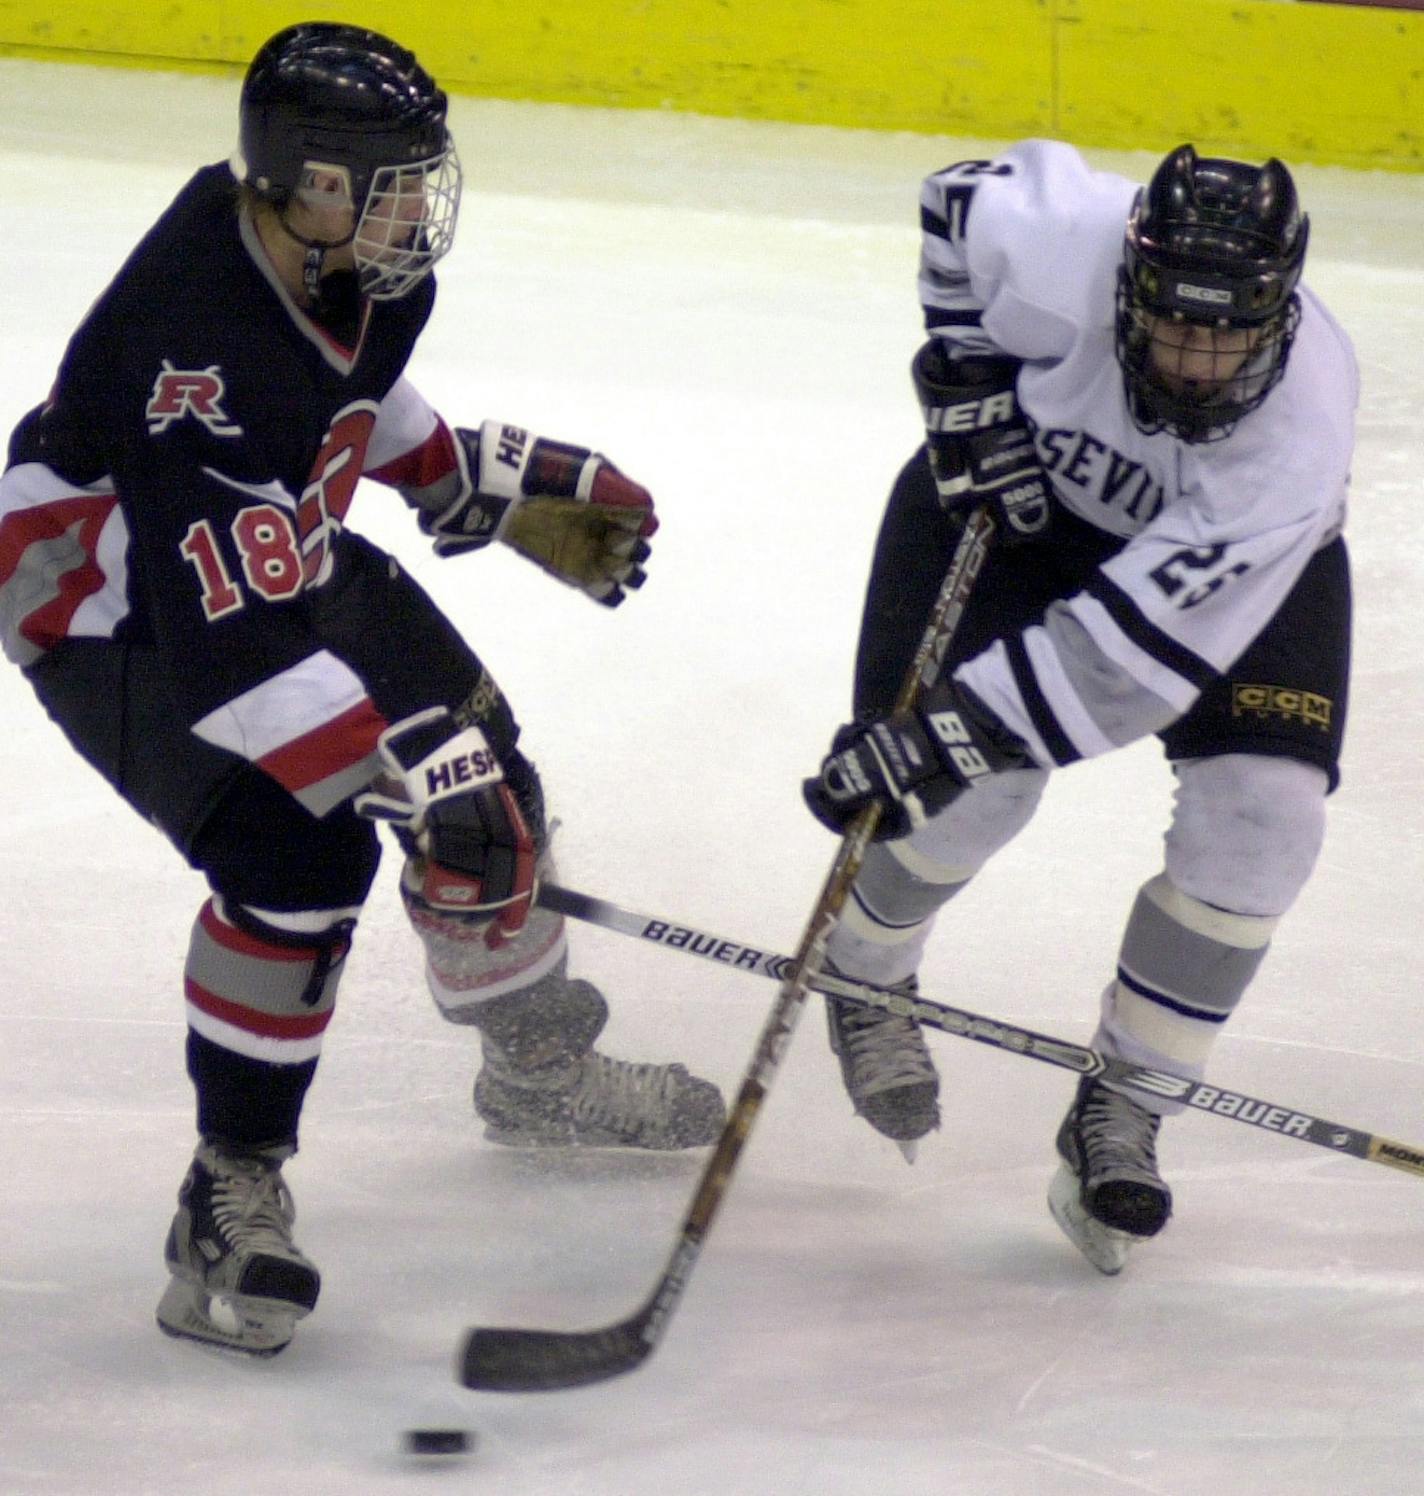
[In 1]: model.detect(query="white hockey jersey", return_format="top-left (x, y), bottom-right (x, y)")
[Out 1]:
top-left (917, 140), bottom-right (1357, 767)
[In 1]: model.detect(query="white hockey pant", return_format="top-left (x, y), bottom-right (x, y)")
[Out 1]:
top-left (824, 766), bottom-right (1049, 986)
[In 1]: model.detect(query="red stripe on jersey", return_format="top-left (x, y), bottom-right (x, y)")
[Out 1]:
top-left (197, 899), bottom-right (319, 962)
top-left (366, 418), bottom-right (459, 489)
top-left (257, 697), bottom-right (388, 795)
top-left (0, 493), bottom-right (117, 650)
top-left (184, 977), bottom-right (333, 1040)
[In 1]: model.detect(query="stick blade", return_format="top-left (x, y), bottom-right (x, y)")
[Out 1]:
top-left (458, 1319), bottom-right (652, 1392)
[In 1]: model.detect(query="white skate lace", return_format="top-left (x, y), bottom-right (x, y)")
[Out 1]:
top-left (207, 1155), bottom-right (300, 1256)
top-left (838, 1006), bottom-right (936, 1098)
top-left (570, 1054), bottom-right (691, 1134)
top-left (1076, 1087), bottom-right (1162, 1182)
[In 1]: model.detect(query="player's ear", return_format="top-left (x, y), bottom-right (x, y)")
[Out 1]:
top-left (298, 165), bottom-right (352, 202)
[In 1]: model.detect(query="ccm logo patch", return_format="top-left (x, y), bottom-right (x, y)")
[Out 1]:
top-left (146, 361), bottom-right (242, 436)
top-left (1231, 684), bottom-right (1332, 730)
top-left (1176, 282), bottom-right (1234, 307)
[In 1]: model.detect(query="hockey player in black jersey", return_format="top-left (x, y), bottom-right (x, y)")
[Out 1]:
top-left (804, 142), bottom-right (1353, 1273)
top-left (0, 23), bottom-right (724, 1356)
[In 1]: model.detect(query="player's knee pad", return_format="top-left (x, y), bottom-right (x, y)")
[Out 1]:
top-left (826, 766), bottom-right (1047, 987)
top-left (904, 764), bottom-right (1049, 873)
top-left (1166, 753), bottom-right (1328, 917)
top-left (184, 896), bottom-right (359, 1067)
top-left (827, 838), bottom-right (972, 987)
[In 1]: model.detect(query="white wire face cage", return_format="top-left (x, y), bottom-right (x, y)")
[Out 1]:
top-left (352, 144), bottom-right (462, 300)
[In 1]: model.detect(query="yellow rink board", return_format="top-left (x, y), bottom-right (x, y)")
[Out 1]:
top-left (0, 0), bottom-right (1420, 169)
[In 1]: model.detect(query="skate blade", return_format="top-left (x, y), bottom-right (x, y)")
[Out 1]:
top-left (849, 1089), bottom-right (940, 1157)
top-left (1047, 1163), bottom-right (1140, 1276)
top-left (481, 1121), bottom-right (711, 1151)
top-left (155, 1277), bottom-right (304, 1357)
top-left (482, 1125), bottom-right (691, 1151)
top-left (481, 1121), bottom-right (580, 1148)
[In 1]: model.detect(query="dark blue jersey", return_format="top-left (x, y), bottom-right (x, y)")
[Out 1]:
top-left (1, 163), bottom-right (448, 810)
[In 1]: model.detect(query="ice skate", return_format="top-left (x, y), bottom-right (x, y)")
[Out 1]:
top-left (476, 1045), bottom-right (727, 1149)
top-left (470, 966), bottom-right (725, 1150)
top-left (825, 980), bottom-right (940, 1158)
top-left (156, 1141), bottom-right (320, 1356)
top-left (1049, 1075), bottom-right (1173, 1275)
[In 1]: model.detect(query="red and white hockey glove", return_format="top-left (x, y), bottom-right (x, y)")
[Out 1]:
top-left (354, 707), bottom-right (536, 942)
top-left (423, 420), bottom-right (657, 606)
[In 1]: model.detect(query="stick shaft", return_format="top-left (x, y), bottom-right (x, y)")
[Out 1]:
top-left (631, 504), bottom-right (996, 1325)
top-left (538, 881), bottom-right (1424, 1182)
top-left (458, 507), bottom-right (996, 1392)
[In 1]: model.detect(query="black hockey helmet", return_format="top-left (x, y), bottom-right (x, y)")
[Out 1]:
top-left (235, 22), bottom-right (461, 299)
top-left (1115, 144), bottom-right (1309, 442)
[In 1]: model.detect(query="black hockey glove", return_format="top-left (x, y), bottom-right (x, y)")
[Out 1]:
top-left (422, 420), bottom-right (656, 606)
top-left (354, 707), bottom-right (537, 942)
top-left (912, 340), bottom-right (1052, 544)
top-left (804, 679), bottom-right (1032, 840)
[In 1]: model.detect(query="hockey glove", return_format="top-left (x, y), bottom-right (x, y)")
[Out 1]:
top-left (354, 707), bottom-right (536, 942)
top-left (803, 679), bottom-right (1032, 840)
top-left (912, 340), bottom-right (1052, 544)
top-left (422, 420), bottom-right (656, 606)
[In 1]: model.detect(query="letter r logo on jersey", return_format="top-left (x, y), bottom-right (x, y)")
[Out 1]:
top-left (145, 361), bottom-right (243, 437)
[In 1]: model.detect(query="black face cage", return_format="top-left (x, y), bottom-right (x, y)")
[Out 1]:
top-left (1114, 268), bottom-right (1301, 444)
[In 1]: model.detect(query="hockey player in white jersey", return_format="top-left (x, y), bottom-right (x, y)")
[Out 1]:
top-left (804, 141), bottom-right (1354, 1272)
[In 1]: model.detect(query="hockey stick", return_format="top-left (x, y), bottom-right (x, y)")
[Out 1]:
top-left (457, 505), bottom-right (997, 1392)
top-left (536, 881), bottom-right (1424, 1183)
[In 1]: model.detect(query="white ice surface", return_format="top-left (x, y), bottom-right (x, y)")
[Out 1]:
top-left (2, 60), bottom-right (1424, 1496)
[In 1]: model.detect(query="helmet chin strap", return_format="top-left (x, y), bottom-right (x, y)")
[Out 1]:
top-left (302, 245), bottom-right (327, 303)
top-left (271, 202), bottom-right (358, 303)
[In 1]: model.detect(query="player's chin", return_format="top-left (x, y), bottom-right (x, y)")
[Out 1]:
top-left (1148, 372), bottom-right (1230, 402)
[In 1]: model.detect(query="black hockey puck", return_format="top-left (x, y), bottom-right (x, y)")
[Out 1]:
top-left (402, 1427), bottom-right (473, 1456)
